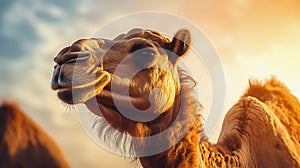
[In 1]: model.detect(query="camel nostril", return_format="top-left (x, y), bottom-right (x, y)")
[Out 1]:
top-left (61, 52), bottom-right (91, 63)
top-left (54, 56), bottom-right (60, 64)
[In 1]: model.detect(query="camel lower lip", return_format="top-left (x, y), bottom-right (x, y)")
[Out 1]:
top-left (57, 88), bottom-right (75, 104)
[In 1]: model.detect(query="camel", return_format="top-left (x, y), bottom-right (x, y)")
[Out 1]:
top-left (51, 28), bottom-right (300, 167)
top-left (0, 101), bottom-right (70, 168)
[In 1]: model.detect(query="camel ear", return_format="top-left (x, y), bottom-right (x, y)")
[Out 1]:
top-left (166, 29), bottom-right (191, 63)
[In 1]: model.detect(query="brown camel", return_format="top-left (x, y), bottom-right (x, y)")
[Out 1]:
top-left (0, 101), bottom-right (70, 168)
top-left (51, 28), bottom-right (300, 167)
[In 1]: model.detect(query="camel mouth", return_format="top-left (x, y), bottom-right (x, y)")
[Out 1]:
top-left (53, 70), bottom-right (111, 104)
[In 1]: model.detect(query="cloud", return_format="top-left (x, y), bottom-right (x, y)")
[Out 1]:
top-left (0, 0), bottom-right (16, 16)
top-left (0, 0), bottom-right (40, 58)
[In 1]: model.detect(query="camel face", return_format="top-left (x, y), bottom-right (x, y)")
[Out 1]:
top-left (52, 28), bottom-right (191, 117)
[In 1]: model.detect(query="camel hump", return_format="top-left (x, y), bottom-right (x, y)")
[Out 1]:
top-left (244, 77), bottom-right (300, 152)
top-left (0, 101), bottom-right (70, 168)
top-left (218, 96), bottom-right (300, 167)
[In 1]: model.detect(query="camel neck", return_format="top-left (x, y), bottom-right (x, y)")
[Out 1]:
top-left (138, 81), bottom-right (238, 167)
top-left (139, 122), bottom-right (201, 168)
top-left (139, 86), bottom-right (204, 167)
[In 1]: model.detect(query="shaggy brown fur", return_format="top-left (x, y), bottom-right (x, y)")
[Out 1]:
top-left (244, 77), bottom-right (300, 154)
top-left (0, 101), bottom-right (70, 168)
top-left (52, 28), bottom-right (300, 167)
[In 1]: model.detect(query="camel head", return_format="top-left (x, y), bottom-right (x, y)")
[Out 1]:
top-left (52, 28), bottom-right (191, 135)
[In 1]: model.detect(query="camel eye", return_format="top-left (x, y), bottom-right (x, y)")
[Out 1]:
top-left (131, 48), bottom-right (156, 67)
top-left (141, 51), bottom-right (155, 61)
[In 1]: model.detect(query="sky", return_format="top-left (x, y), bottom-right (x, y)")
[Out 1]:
top-left (1, 0), bottom-right (300, 167)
